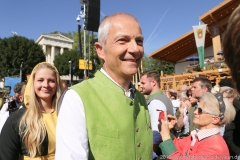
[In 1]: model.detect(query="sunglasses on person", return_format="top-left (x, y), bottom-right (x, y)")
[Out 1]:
top-left (196, 107), bottom-right (218, 116)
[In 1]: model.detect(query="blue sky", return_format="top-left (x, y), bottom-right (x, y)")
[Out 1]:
top-left (0, 0), bottom-right (224, 55)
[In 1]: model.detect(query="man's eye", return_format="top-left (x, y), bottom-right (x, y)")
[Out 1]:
top-left (136, 40), bottom-right (143, 45)
top-left (118, 39), bottom-right (127, 42)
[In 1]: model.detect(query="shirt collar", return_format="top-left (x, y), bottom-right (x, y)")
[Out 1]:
top-left (190, 127), bottom-right (220, 146)
top-left (191, 127), bottom-right (220, 141)
top-left (100, 68), bottom-right (135, 98)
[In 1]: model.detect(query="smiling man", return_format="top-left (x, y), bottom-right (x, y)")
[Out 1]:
top-left (55, 12), bottom-right (152, 160)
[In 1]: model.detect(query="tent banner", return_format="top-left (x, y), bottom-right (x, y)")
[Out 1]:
top-left (192, 24), bottom-right (207, 68)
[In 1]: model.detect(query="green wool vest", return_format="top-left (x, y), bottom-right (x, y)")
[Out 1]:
top-left (71, 71), bottom-right (152, 160)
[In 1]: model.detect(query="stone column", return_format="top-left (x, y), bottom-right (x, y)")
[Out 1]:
top-left (42, 45), bottom-right (47, 62)
top-left (51, 46), bottom-right (55, 64)
top-left (60, 47), bottom-right (64, 54)
top-left (47, 52), bottom-right (51, 63)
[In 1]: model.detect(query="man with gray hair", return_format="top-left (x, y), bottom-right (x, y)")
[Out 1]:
top-left (56, 12), bottom-right (152, 160)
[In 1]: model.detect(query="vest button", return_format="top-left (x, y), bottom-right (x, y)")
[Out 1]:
top-left (148, 122), bottom-right (151, 129)
top-left (129, 101), bottom-right (133, 106)
top-left (137, 142), bottom-right (141, 147)
top-left (135, 128), bottom-right (139, 132)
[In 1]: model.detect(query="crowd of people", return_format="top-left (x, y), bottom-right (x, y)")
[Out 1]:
top-left (0, 6), bottom-right (240, 160)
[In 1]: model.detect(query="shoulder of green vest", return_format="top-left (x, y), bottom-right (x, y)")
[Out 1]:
top-left (71, 71), bottom-right (124, 94)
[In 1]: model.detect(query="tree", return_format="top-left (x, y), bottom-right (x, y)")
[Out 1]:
top-left (49, 30), bottom-right (99, 59)
top-left (54, 50), bottom-right (83, 78)
top-left (0, 36), bottom-right (45, 81)
top-left (142, 55), bottom-right (174, 75)
top-left (54, 49), bottom-right (100, 79)
top-left (53, 30), bottom-right (102, 79)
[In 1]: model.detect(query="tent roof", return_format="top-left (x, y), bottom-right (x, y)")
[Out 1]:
top-left (149, 0), bottom-right (240, 64)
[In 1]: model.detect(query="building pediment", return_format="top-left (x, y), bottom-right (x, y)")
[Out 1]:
top-left (36, 33), bottom-right (74, 44)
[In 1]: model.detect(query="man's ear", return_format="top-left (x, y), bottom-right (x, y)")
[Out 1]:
top-left (19, 95), bottom-right (24, 103)
top-left (203, 87), bottom-right (208, 92)
top-left (95, 42), bottom-right (105, 60)
top-left (150, 79), bottom-right (156, 87)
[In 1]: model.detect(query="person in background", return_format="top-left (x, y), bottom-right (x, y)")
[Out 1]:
top-left (219, 79), bottom-right (234, 89)
top-left (172, 85), bottom-right (191, 136)
top-left (61, 80), bottom-right (68, 90)
top-left (223, 5), bottom-right (240, 93)
top-left (221, 88), bottom-right (240, 159)
top-left (159, 92), bottom-right (234, 160)
top-left (140, 70), bottom-right (174, 159)
top-left (0, 84), bottom-right (26, 134)
top-left (0, 62), bottom-right (63, 160)
top-left (164, 89), bottom-right (171, 99)
top-left (55, 12), bottom-right (152, 160)
top-left (169, 90), bottom-right (180, 116)
top-left (223, 6), bottom-right (240, 159)
top-left (0, 82), bottom-right (26, 122)
top-left (175, 77), bottom-right (212, 133)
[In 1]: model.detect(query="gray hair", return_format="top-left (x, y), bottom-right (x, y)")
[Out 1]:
top-left (200, 92), bottom-right (236, 126)
top-left (98, 12), bottom-right (140, 49)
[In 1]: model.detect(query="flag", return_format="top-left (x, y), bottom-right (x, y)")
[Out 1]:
top-left (192, 24), bottom-right (207, 68)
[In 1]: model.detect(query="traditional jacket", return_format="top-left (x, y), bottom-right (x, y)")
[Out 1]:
top-left (146, 91), bottom-right (174, 115)
top-left (71, 71), bottom-right (152, 160)
top-left (160, 132), bottom-right (230, 160)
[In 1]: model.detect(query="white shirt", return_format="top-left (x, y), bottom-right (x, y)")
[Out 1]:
top-left (0, 103), bottom-right (8, 114)
top-left (171, 99), bottom-right (180, 115)
top-left (0, 103), bottom-right (8, 121)
top-left (55, 90), bottom-right (88, 160)
top-left (0, 110), bottom-right (9, 134)
top-left (148, 99), bottom-right (166, 131)
top-left (0, 104), bottom-right (22, 134)
top-left (55, 69), bottom-right (132, 160)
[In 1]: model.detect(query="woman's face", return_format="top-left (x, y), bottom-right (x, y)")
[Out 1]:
top-left (193, 101), bottom-right (216, 129)
top-left (34, 68), bottom-right (57, 102)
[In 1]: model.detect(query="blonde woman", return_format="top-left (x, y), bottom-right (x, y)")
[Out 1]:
top-left (0, 62), bottom-right (63, 160)
top-left (159, 92), bottom-right (235, 160)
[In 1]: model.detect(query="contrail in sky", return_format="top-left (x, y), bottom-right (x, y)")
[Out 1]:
top-left (100, 11), bottom-right (106, 18)
top-left (145, 7), bottom-right (170, 47)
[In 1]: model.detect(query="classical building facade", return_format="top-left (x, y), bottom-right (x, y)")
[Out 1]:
top-left (36, 33), bottom-right (74, 64)
top-left (36, 33), bottom-right (77, 82)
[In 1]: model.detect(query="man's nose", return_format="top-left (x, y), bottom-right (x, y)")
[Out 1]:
top-left (128, 40), bottom-right (141, 54)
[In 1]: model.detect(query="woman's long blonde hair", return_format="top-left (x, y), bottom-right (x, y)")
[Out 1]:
top-left (19, 62), bottom-right (63, 158)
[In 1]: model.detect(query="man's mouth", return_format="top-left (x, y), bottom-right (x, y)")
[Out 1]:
top-left (123, 59), bottom-right (137, 62)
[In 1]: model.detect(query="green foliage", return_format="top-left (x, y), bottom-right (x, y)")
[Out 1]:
top-left (142, 55), bottom-right (174, 75)
top-left (54, 50), bottom-right (83, 78)
top-left (0, 36), bottom-right (45, 81)
top-left (69, 30), bottom-right (98, 58)
top-left (162, 61), bottom-right (175, 75)
top-left (50, 30), bottom-right (102, 79)
top-left (54, 49), bottom-right (101, 79)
